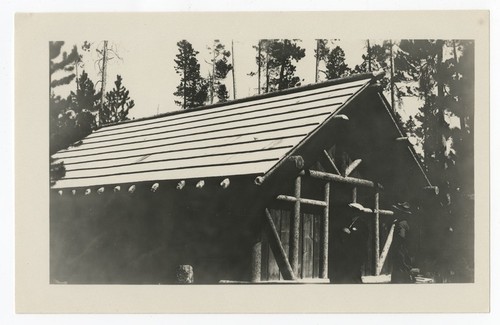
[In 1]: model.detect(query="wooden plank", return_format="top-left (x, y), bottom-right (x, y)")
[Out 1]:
top-left (52, 160), bottom-right (276, 189)
top-left (64, 138), bottom-right (299, 171)
top-left (275, 195), bottom-right (327, 207)
top-left (302, 213), bottom-right (314, 278)
top-left (73, 104), bottom-right (338, 150)
top-left (290, 176), bottom-right (301, 276)
top-left (89, 79), bottom-right (369, 136)
top-left (63, 148), bottom-right (290, 179)
top-left (54, 115), bottom-right (326, 159)
top-left (313, 214), bottom-right (320, 278)
top-left (268, 210), bottom-right (281, 281)
top-left (55, 128), bottom-right (308, 163)
top-left (83, 94), bottom-right (349, 144)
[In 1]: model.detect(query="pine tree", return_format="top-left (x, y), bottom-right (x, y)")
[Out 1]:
top-left (207, 40), bottom-right (233, 104)
top-left (174, 40), bottom-right (208, 109)
top-left (323, 45), bottom-right (351, 80)
top-left (266, 39), bottom-right (306, 91)
top-left (100, 75), bottom-right (135, 124)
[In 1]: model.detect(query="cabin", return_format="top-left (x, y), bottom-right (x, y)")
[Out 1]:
top-left (50, 72), bottom-right (436, 284)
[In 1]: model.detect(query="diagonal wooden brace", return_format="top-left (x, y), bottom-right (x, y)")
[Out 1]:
top-left (264, 208), bottom-right (297, 281)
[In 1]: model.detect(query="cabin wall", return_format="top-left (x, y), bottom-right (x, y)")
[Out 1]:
top-left (50, 178), bottom-right (259, 284)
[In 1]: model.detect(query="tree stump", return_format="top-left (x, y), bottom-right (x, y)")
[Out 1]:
top-left (176, 265), bottom-right (194, 284)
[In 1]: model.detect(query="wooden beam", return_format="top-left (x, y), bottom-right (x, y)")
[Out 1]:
top-left (320, 182), bottom-right (330, 279)
top-left (300, 170), bottom-right (383, 189)
top-left (264, 209), bottom-right (297, 281)
top-left (58, 190), bottom-right (63, 196)
top-left (97, 187), bottom-right (105, 194)
top-left (322, 150), bottom-right (341, 175)
top-left (128, 185), bottom-right (136, 194)
top-left (352, 187), bottom-right (357, 203)
top-left (84, 188), bottom-right (91, 195)
top-left (254, 156), bottom-right (304, 186)
top-left (290, 176), bottom-right (301, 276)
top-left (196, 180), bottom-right (205, 189)
top-left (377, 222), bottom-right (396, 275)
top-left (374, 190), bottom-right (381, 275)
top-left (250, 235), bottom-right (262, 283)
top-left (276, 195), bottom-right (327, 207)
top-left (151, 183), bottom-right (159, 192)
top-left (113, 185), bottom-right (121, 192)
top-left (345, 159), bottom-right (362, 177)
top-left (374, 209), bottom-right (394, 216)
top-left (71, 189), bottom-right (76, 195)
top-left (424, 185), bottom-right (440, 195)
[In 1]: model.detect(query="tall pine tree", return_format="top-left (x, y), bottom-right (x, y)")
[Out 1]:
top-left (174, 40), bottom-right (208, 109)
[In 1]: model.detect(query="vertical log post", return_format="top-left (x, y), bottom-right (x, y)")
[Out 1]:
top-left (374, 189), bottom-right (381, 275)
top-left (250, 233), bottom-right (262, 282)
top-left (352, 187), bottom-right (358, 203)
top-left (320, 181), bottom-right (330, 279)
top-left (290, 176), bottom-right (301, 276)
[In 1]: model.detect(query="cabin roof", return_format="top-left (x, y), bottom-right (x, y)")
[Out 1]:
top-left (51, 72), bottom-right (394, 190)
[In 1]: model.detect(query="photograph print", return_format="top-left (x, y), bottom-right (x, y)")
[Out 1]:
top-left (49, 37), bottom-right (475, 285)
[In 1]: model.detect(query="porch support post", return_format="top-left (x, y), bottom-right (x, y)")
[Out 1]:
top-left (374, 189), bottom-right (381, 275)
top-left (250, 233), bottom-right (262, 282)
top-left (290, 176), bottom-right (301, 276)
top-left (320, 181), bottom-right (330, 279)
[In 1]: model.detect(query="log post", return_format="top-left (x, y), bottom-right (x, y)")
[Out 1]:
top-left (250, 236), bottom-right (262, 282)
top-left (320, 181), bottom-right (330, 279)
top-left (374, 189), bottom-right (381, 275)
top-left (352, 187), bottom-right (357, 203)
top-left (290, 176), bottom-right (301, 276)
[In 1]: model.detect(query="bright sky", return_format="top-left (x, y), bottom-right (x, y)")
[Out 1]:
top-left (53, 39), bottom-right (370, 120)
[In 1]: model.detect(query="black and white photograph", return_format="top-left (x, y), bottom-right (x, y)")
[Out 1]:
top-left (48, 38), bottom-right (475, 285)
top-left (12, 10), bottom-right (490, 315)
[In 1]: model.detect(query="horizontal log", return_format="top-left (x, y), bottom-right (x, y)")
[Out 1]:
top-left (58, 190), bottom-right (63, 196)
top-left (151, 183), bottom-right (159, 192)
top-left (128, 185), bottom-right (136, 194)
top-left (300, 170), bottom-right (384, 189)
top-left (196, 180), bottom-right (205, 189)
top-left (97, 187), bottom-right (105, 194)
top-left (374, 209), bottom-right (394, 216)
top-left (276, 195), bottom-right (327, 207)
top-left (113, 185), bottom-right (121, 192)
top-left (84, 188), bottom-right (91, 195)
top-left (254, 155), bottom-right (304, 186)
top-left (71, 189), bottom-right (76, 195)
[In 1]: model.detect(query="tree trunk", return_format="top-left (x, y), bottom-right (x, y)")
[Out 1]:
top-left (99, 40), bottom-right (108, 126)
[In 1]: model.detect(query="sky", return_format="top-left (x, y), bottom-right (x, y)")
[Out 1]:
top-left (53, 39), bottom-right (371, 120)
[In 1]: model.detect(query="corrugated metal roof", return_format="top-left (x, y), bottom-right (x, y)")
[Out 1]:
top-left (51, 75), bottom-right (373, 189)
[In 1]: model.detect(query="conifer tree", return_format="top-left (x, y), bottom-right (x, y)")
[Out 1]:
top-left (174, 40), bottom-right (208, 109)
